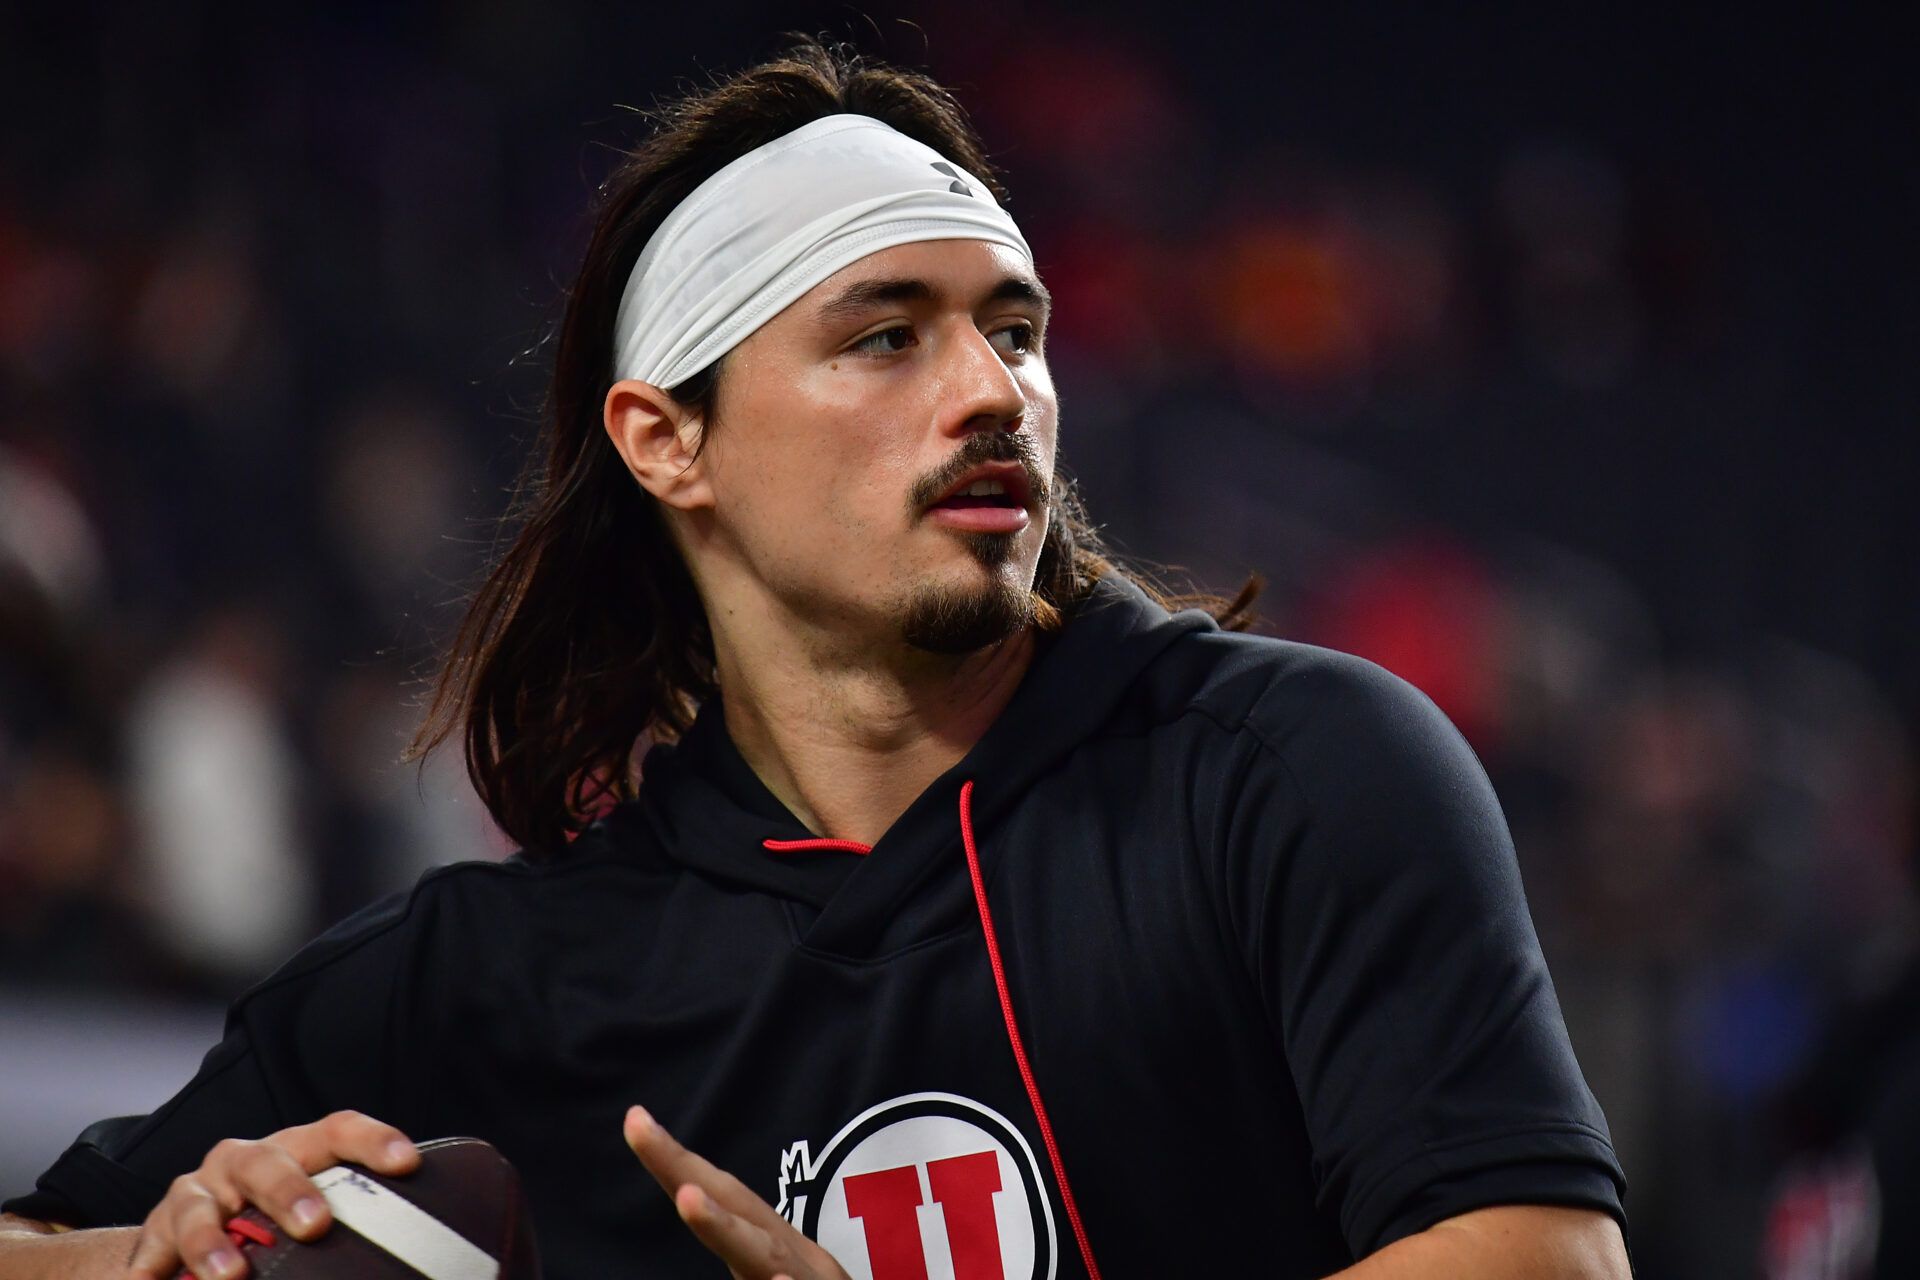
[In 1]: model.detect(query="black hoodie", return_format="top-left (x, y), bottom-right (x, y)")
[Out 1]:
top-left (5, 573), bottom-right (1626, 1277)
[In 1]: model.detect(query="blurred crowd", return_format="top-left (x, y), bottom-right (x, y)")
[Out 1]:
top-left (1, 5), bottom-right (1913, 1277)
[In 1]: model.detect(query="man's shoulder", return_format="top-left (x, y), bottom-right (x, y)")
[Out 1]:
top-left (1136, 626), bottom-right (1448, 759)
top-left (222, 857), bottom-right (523, 1004)
top-left (240, 832), bottom-right (668, 1013)
top-left (1144, 632), bottom-right (1509, 895)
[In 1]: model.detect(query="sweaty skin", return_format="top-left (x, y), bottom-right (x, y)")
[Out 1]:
top-left (604, 238), bottom-right (1056, 850)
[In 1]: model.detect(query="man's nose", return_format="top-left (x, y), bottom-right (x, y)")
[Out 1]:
top-left (942, 324), bottom-right (1026, 435)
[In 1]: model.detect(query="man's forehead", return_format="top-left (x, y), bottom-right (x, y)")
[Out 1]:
top-left (802, 241), bottom-right (1049, 319)
top-left (612, 115), bottom-right (1033, 387)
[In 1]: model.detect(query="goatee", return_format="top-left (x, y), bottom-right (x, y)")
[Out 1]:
top-left (899, 531), bottom-right (1035, 654)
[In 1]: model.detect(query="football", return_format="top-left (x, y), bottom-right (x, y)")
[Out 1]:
top-left (176, 1137), bottom-right (541, 1280)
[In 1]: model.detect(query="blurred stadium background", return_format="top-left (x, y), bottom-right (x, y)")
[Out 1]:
top-left (1, 4), bottom-right (1913, 1276)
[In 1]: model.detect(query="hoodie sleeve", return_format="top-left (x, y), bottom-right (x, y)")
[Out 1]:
top-left (0, 885), bottom-right (433, 1228)
top-left (1224, 648), bottom-right (1627, 1258)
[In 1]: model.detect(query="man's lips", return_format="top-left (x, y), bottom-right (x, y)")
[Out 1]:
top-left (924, 460), bottom-right (1034, 535)
top-left (925, 503), bottom-right (1031, 533)
top-left (926, 462), bottom-right (1034, 512)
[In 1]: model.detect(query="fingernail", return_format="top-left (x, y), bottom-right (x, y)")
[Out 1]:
top-left (207, 1248), bottom-right (243, 1279)
top-left (627, 1104), bottom-right (653, 1136)
top-left (291, 1197), bottom-right (324, 1231)
top-left (386, 1140), bottom-right (415, 1164)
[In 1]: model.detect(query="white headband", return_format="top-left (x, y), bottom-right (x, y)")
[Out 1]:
top-left (611, 113), bottom-right (1033, 390)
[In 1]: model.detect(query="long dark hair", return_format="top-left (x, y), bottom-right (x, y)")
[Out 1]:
top-left (407, 35), bottom-right (1259, 857)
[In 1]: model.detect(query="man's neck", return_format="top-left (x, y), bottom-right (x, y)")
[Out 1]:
top-left (710, 616), bottom-right (1039, 848)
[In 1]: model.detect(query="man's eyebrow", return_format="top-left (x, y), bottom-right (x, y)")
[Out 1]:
top-left (814, 278), bottom-right (933, 326)
top-left (813, 274), bottom-right (1053, 326)
top-left (989, 275), bottom-right (1053, 320)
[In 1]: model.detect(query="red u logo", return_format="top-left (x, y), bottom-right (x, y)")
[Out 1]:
top-left (843, 1152), bottom-right (1006, 1280)
top-left (776, 1092), bottom-right (1056, 1280)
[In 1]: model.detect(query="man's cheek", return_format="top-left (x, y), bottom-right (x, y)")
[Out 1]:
top-left (833, 473), bottom-right (906, 540)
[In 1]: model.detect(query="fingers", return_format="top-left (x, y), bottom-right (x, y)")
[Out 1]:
top-left (624, 1106), bottom-right (783, 1232)
top-left (127, 1173), bottom-right (239, 1280)
top-left (122, 1112), bottom-right (419, 1280)
top-left (222, 1141), bottom-right (331, 1243)
top-left (126, 1174), bottom-right (239, 1280)
top-left (274, 1110), bottom-right (421, 1178)
top-left (673, 1184), bottom-right (786, 1279)
top-left (238, 1112), bottom-right (417, 1246)
top-left (626, 1107), bottom-right (847, 1280)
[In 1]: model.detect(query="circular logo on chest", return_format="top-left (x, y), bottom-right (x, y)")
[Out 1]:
top-left (776, 1092), bottom-right (1057, 1280)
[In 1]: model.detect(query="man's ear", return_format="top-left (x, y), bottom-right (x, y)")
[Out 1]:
top-left (603, 378), bottom-right (714, 511)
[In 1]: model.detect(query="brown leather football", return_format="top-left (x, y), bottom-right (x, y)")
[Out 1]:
top-left (175, 1136), bottom-right (541, 1280)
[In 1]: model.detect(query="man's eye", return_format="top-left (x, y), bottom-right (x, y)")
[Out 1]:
top-left (853, 326), bottom-right (916, 354)
top-left (992, 323), bottom-right (1038, 355)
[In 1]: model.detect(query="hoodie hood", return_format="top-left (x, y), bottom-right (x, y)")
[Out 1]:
top-left (615, 571), bottom-right (1217, 959)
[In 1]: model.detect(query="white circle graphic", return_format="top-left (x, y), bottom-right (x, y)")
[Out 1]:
top-left (788, 1093), bottom-right (1057, 1280)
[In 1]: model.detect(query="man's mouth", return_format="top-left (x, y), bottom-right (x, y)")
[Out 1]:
top-left (926, 463), bottom-right (1034, 513)
top-left (925, 465), bottom-right (1034, 534)
top-left (931, 477), bottom-right (1021, 510)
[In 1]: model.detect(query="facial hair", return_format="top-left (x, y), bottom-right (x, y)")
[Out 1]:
top-left (898, 530), bottom-right (1037, 654)
top-left (899, 431), bottom-right (1050, 655)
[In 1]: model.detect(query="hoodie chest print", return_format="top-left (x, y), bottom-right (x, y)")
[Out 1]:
top-left (775, 1091), bottom-right (1058, 1280)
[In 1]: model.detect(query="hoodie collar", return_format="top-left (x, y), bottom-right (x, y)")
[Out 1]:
top-left (624, 572), bottom-right (1218, 953)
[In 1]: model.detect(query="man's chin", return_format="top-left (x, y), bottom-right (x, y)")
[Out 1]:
top-left (897, 566), bottom-right (1035, 655)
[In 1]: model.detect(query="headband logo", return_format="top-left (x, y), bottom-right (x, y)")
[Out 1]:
top-left (930, 161), bottom-right (973, 198)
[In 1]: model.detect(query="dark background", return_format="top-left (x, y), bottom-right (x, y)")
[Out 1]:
top-left (1, 4), bottom-right (1913, 1276)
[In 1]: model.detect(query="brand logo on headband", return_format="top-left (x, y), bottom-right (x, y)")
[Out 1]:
top-left (931, 162), bottom-right (974, 198)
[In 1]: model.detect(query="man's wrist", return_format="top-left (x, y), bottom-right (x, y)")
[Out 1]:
top-left (0, 1223), bottom-right (143, 1280)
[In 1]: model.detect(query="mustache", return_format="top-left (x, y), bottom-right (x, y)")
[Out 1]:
top-left (909, 431), bottom-right (1053, 513)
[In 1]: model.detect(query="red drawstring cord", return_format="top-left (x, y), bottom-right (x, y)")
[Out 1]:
top-left (761, 837), bottom-right (873, 855)
top-left (762, 786), bottom-right (1103, 1278)
top-left (958, 780), bottom-right (1103, 1280)
top-left (175, 1216), bottom-right (277, 1277)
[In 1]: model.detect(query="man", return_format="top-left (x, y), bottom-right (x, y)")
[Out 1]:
top-left (0, 38), bottom-right (1632, 1280)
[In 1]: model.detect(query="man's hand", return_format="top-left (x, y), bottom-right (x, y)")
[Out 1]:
top-left (623, 1105), bottom-right (852, 1280)
top-left (124, 1110), bottom-right (420, 1280)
